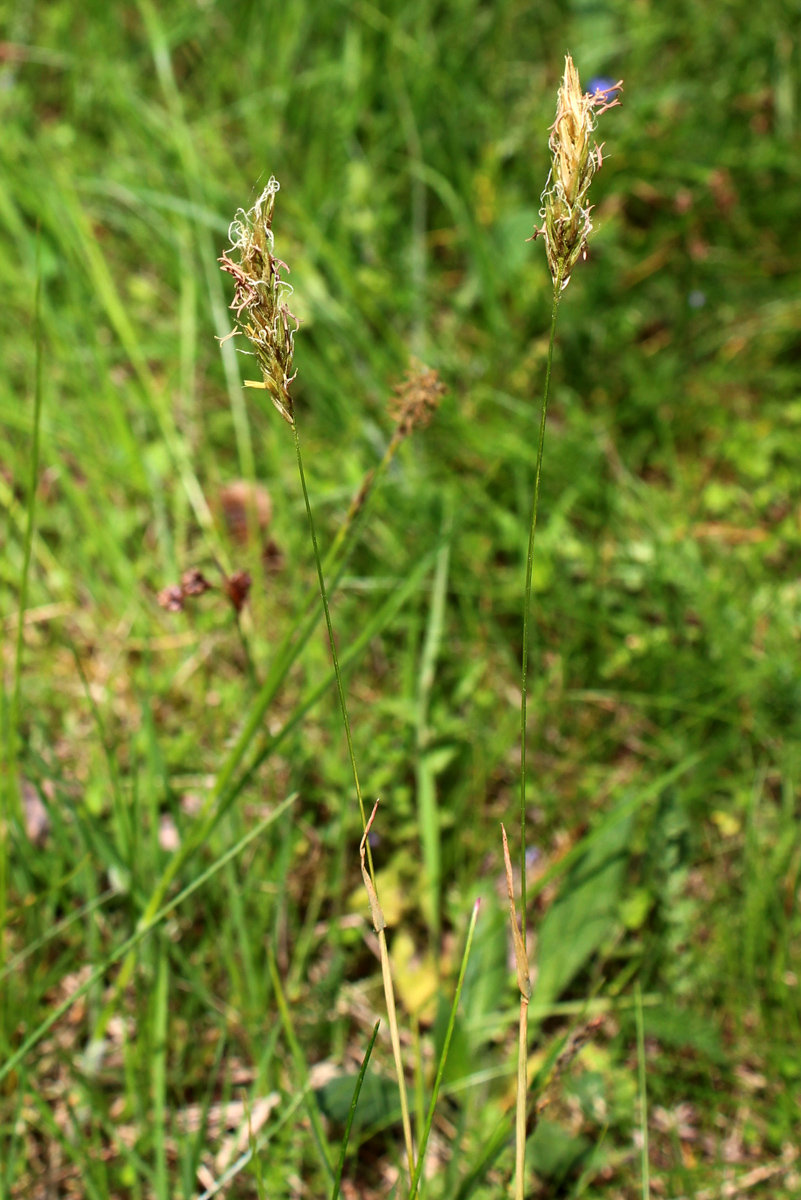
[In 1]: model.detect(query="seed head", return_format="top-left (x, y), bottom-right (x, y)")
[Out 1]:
top-left (388, 364), bottom-right (447, 439)
top-left (219, 178), bottom-right (299, 426)
top-left (532, 57), bottom-right (622, 288)
top-left (223, 569), bottom-right (252, 614)
top-left (158, 584), bottom-right (185, 613)
top-left (181, 568), bottom-right (213, 597)
top-left (158, 569), bottom-right (213, 612)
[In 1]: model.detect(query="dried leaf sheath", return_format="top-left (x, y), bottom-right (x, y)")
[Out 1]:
top-left (501, 823), bottom-right (531, 1000)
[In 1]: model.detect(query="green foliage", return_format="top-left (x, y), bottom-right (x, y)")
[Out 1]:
top-left (533, 805), bottom-right (633, 1011)
top-left (527, 1119), bottom-right (590, 1185)
top-left (2, 0), bottom-right (801, 1194)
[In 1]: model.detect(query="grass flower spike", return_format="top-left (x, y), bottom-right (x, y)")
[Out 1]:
top-left (219, 177), bottom-right (298, 424)
top-left (533, 55), bottom-right (622, 288)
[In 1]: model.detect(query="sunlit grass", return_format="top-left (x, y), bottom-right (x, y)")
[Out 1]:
top-left (1, 0), bottom-right (801, 1195)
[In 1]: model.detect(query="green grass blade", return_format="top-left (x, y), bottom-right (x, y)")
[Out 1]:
top-left (114, 539), bottom-right (440, 1032)
top-left (0, 793), bottom-right (296, 1087)
top-left (233, 545), bottom-right (440, 803)
top-left (451, 1115), bottom-right (512, 1200)
top-left (527, 755), bottom-right (700, 907)
top-left (408, 899), bottom-right (480, 1200)
top-left (67, 638), bottom-right (132, 863)
top-left (415, 519), bottom-right (452, 944)
top-left (635, 981), bottom-right (650, 1200)
top-left (0, 474), bottom-right (61, 581)
top-left (137, 0), bottom-right (257, 485)
top-left (268, 948), bottom-right (336, 1186)
top-left (184, 1031), bottom-right (227, 1195)
top-left (53, 170), bottom-right (225, 563)
top-left (10, 245), bottom-right (43, 748)
top-left (2, 236), bottom-right (44, 1026)
top-left (243, 1089), bottom-right (267, 1200)
top-left (331, 1019), bottom-right (381, 1200)
top-left (0, 889), bottom-right (114, 985)
top-left (153, 941), bottom-right (169, 1199)
top-left (196, 1085), bottom-right (310, 1200)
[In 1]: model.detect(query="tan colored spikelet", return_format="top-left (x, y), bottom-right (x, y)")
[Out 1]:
top-left (532, 56), bottom-right (622, 288)
top-left (219, 178), bottom-right (299, 426)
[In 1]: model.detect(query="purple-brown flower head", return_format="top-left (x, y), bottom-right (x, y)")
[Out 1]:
top-left (389, 365), bottom-right (447, 439)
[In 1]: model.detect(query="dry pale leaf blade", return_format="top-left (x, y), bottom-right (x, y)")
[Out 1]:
top-left (501, 823), bottom-right (531, 999)
top-left (360, 801), bottom-right (385, 933)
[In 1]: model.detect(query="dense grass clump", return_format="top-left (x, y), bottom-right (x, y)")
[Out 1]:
top-left (2, 1), bottom-right (801, 1196)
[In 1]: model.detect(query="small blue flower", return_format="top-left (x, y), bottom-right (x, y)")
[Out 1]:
top-left (688, 290), bottom-right (707, 309)
top-left (588, 76), bottom-right (617, 100)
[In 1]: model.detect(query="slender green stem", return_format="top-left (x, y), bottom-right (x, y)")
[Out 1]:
top-left (2, 247), bottom-right (44, 1025)
top-left (635, 981), bottom-right (650, 1200)
top-left (291, 417), bottom-right (415, 1178)
top-left (514, 995), bottom-right (529, 1200)
top-left (407, 900), bottom-right (479, 1200)
top-left (291, 420), bottom-right (370, 847)
top-left (152, 943), bottom-right (169, 1200)
top-left (233, 610), bottom-right (259, 691)
top-left (231, 548), bottom-right (438, 805)
top-left (514, 272), bottom-right (561, 1200)
top-left (331, 1020), bottom-right (381, 1200)
top-left (269, 948), bottom-right (336, 1185)
top-left (519, 274), bottom-right (561, 938)
top-left (11, 272), bottom-right (43, 763)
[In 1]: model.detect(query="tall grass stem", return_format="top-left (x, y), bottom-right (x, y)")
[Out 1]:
top-left (2, 245), bottom-right (44, 1026)
top-left (331, 1021), bottom-right (381, 1200)
top-left (519, 273), bottom-right (561, 937)
top-left (291, 420), bottom-right (369, 839)
top-left (291, 418), bottom-right (415, 1177)
top-left (635, 981), bottom-right (650, 1199)
top-left (514, 995), bottom-right (529, 1200)
top-left (269, 948), bottom-right (336, 1184)
top-left (11, 267), bottom-right (42, 768)
top-left (407, 900), bottom-right (479, 1200)
top-left (515, 270), bottom-right (561, 1200)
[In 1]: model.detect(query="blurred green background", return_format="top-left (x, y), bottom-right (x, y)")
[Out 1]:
top-left (2, 0), bottom-right (801, 1195)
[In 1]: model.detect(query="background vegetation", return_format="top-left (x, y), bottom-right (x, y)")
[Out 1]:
top-left (2, 0), bottom-right (801, 1195)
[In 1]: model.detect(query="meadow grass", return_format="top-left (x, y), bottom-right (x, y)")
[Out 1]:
top-left (2, 1), bottom-right (801, 1196)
